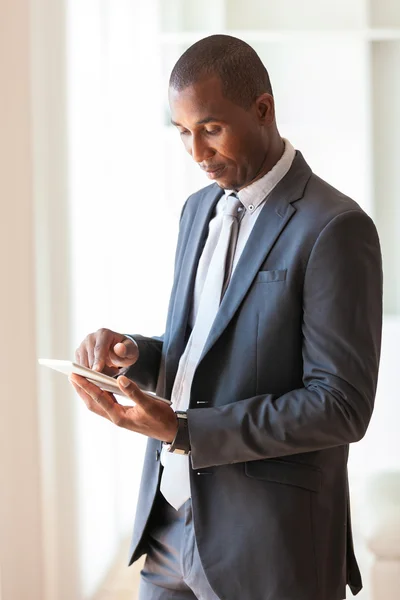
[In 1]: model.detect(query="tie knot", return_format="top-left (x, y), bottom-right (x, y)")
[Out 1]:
top-left (224, 193), bottom-right (244, 219)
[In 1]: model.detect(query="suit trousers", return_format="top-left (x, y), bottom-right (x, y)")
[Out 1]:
top-left (138, 491), bottom-right (220, 600)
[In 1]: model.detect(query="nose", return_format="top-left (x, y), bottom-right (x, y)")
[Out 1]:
top-left (187, 133), bottom-right (215, 163)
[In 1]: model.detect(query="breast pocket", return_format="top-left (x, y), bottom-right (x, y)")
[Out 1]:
top-left (255, 269), bottom-right (287, 283)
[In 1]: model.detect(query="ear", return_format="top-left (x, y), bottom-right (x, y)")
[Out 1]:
top-left (255, 93), bottom-right (275, 126)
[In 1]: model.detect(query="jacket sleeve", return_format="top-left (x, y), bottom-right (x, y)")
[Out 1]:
top-left (187, 209), bottom-right (383, 469)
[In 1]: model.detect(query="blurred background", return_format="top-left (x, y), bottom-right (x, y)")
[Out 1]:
top-left (1, 0), bottom-right (400, 599)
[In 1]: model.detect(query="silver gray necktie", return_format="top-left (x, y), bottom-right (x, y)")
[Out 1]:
top-left (221, 193), bottom-right (245, 299)
top-left (160, 192), bottom-right (245, 510)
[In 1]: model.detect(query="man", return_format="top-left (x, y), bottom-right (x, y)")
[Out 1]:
top-left (72, 35), bottom-right (383, 600)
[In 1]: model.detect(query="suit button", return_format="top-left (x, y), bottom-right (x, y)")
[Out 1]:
top-left (155, 450), bottom-right (161, 461)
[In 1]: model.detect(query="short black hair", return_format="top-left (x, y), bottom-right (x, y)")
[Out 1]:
top-left (169, 34), bottom-right (273, 109)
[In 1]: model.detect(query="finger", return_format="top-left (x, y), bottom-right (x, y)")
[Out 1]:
top-left (73, 376), bottom-right (127, 427)
top-left (69, 378), bottom-right (112, 421)
top-left (110, 338), bottom-right (139, 367)
top-left (71, 379), bottom-right (103, 413)
top-left (75, 346), bottom-right (89, 368)
top-left (70, 374), bottom-right (118, 411)
top-left (92, 329), bottom-right (112, 372)
top-left (87, 336), bottom-right (95, 369)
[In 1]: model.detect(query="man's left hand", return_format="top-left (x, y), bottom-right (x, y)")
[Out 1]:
top-left (69, 374), bottom-right (178, 442)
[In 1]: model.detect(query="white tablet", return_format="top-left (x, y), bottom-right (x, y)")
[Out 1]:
top-left (38, 359), bottom-right (171, 403)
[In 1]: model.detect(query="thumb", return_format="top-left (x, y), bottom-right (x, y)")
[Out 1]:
top-left (117, 376), bottom-right (148, 407)
top-left (112, 338), bottom-right (139, 366)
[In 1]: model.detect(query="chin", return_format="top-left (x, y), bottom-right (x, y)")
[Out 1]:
top-left (216, 176), bottom-right (235, 190)
top-left (217, 181), bottom-right (229, 189)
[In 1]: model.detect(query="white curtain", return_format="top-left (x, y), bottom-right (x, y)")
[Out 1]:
top-left (66, 1), bottom-right (176, 596)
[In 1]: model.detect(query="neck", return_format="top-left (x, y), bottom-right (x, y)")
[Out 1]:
top-left (238, 134), bottom-right (285, 191)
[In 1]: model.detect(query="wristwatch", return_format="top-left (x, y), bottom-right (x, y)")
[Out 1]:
top-left (163, 411), bottom-right (190, 455)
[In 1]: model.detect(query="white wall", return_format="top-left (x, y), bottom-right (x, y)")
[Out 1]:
top-left (349, 316), bottom-right (400, 477)
top-left (66, 2), bottom-right (168, 597)
top-left (0, 1), bottom-right (44, 598)
top-left (31, 0), bottom-right (83, 598)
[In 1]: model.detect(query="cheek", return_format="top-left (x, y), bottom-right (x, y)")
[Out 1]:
top-left (217, 134), bottom-right (244, 166)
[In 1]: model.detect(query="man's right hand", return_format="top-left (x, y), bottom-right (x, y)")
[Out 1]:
top-left (75, 329), bottom-right (139, 376)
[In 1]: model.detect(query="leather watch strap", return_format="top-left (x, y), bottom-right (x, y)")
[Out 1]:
top-left (164, 411), bottom-right (190, 455)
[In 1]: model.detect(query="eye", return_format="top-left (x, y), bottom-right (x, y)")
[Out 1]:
top-left (205, 127), bottom-right (221, 136)
top-left (178, 129), bottom-right (190, 136)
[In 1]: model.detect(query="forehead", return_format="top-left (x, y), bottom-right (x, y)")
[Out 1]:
top-left (169, 76), bottom-right (243, 125)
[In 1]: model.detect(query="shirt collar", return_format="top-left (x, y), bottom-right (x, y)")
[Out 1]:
top-left (224, 139), bottom-right (296, 214)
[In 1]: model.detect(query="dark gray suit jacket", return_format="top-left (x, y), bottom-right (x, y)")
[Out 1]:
top-left (126, 152), bottom-right (382, 600)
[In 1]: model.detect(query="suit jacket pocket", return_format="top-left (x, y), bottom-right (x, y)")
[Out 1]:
top-left (255, 269), bottom-right (287, 283)
top-left (244, 458), bottom-right (322, 493)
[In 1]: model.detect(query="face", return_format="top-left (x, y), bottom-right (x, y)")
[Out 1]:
top-left (169, 76), bottom-right (274, 190)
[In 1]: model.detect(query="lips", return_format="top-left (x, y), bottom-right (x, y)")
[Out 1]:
top-left (203, 165), bottom-right (225, 179)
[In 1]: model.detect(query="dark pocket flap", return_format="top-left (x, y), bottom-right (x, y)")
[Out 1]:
top-left (244, 458), bottom-right (322, 493)
top-left (256, 269), bottom-right (287, 283)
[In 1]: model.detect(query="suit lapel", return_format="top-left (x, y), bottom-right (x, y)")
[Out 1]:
top-left (199, 152), bottom-right (312, 362)
top-left (165, 184), bottom-right (223, 393)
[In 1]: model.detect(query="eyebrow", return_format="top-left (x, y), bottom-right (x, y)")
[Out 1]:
top-left (171, 116), bottom-right (223, 127)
